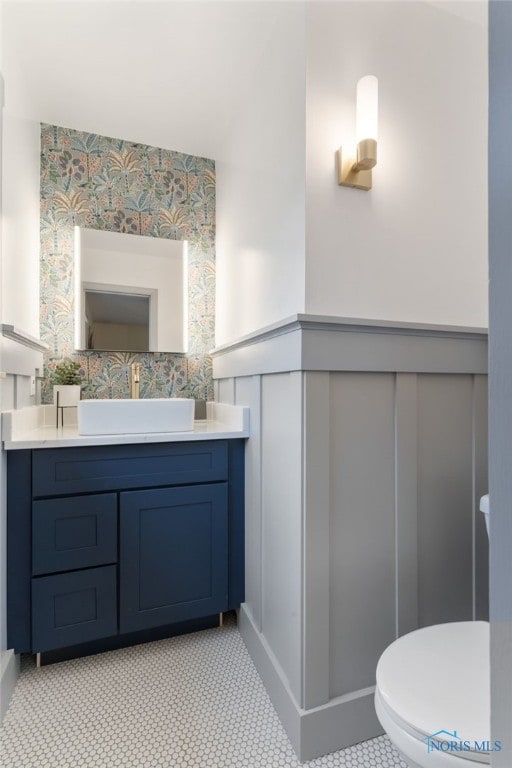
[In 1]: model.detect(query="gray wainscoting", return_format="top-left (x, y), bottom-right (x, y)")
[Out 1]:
top-left (213, 318), bottom-right (488, 761)
top-left (329, 372), bottom-right (397, 700)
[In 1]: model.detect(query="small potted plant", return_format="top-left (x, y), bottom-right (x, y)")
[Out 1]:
top-left (53, 359), bottom-right (82, 408)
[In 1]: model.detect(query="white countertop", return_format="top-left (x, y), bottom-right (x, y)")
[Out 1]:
top-left (2, 402), bottom-right (250, 450)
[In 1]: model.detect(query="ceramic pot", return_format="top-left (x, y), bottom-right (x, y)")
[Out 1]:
top-left (53, 384), bottom-right (81, 408)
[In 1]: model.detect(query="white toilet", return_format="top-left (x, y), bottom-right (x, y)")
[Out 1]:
top-left (375, 496), bottom-right (491, 768)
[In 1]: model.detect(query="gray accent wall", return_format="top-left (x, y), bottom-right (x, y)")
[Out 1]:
top-left (214, 317), bottom-right (488, 761)
top-left (489, 1), bottom-right (512, 763)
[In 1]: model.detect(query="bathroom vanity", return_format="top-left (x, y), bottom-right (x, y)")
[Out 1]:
top-left (5, 404), bottom-right (248, 662)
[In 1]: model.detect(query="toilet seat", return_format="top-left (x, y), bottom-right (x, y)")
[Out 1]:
top-left (375, 688), bottom-right (488, 767)
top-left (375, 622), bottom-right (490, 766)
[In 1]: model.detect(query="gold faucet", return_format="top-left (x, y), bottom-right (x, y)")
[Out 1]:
top-left (131, 363), bottom-right (141, 399)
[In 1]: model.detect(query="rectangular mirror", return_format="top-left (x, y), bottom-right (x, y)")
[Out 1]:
top-left (74, 227), bottom-right (187, 353)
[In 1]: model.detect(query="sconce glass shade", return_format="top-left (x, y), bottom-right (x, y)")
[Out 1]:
top-left (356, 75), bottom-right (378, 143)
top-left (337, 74), bottom-right (378, 190)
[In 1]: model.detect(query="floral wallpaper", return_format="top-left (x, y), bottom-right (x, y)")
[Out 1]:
top-left (40, 124), bottom-right (215, 401)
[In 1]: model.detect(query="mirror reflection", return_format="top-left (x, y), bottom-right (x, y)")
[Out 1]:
top-left (85, 291), bottom-right (150, 352)
top-left (74, 227), bottom-right (187, 353)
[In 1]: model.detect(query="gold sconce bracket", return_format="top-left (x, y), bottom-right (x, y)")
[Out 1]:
top-left (337, 138), bottom-right (377, 192)
top-left (337, 148), bottom-right (372, 190)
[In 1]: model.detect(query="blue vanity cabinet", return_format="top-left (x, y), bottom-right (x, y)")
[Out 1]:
top-left (7, 439), bottom-right (245, 658)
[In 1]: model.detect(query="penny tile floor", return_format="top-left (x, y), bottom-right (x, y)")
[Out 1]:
top-left (1, 615), bottom-right (406, 767)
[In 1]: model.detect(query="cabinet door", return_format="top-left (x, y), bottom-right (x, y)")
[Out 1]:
top-left (120, 484), bottom-right (228, 633)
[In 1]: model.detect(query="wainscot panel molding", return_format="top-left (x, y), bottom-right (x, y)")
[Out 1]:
top-left (211, 313), bottom-right (488, 379)
top-left (215, 317), bottom-right (488, 762)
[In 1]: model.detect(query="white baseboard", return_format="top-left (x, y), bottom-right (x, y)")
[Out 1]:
top-left (0, 649), bottom-right (19, 722)
top-left (239, 604), bottom-right (383, 761)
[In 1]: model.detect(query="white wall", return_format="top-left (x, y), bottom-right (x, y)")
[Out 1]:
top-left (215, 2), bottom-right (307, 346)
top-left (305, 1), bottom-right (488, 328)
top-left (216, 2), bottom-right (488, 345)
top-left (0, 1), bottom-right (288, 161)
top-left (1, 111), bottom-right (40, 337)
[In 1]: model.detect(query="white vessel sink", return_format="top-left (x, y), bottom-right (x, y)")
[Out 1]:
top-left (77, 398), bottom-right (195, 436)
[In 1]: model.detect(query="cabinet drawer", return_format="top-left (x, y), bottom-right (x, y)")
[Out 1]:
top-left (32, 566), bottom-right (117, 652)
top-left (32, 441), bottom-right (228, 497)
top-left (32, 494), bottom-right (117, 576)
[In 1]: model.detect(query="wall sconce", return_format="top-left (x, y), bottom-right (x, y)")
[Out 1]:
top-left (337, 75), bottom-right (378, 191)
